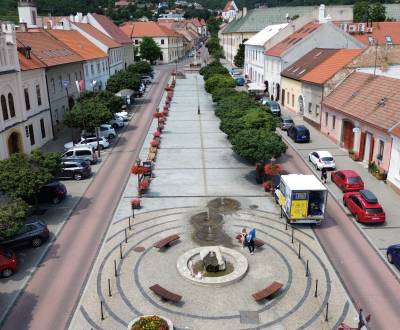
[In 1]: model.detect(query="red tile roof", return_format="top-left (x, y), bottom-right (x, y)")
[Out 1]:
top-left (391, 125), bottom-right (400, 138)
top-left (282, 48), bottom-right (363, 85)
top-left (322, 72), bottom-right (400, 132)
top-left (91, 13), bottom-right (132, 44)
top-left (120, 21), bottom-right (181, 38)
top-left (17, 41), bottom-right (46, 71)
top-left (73, 22), bottom-right (121, 49)
top-left (16, 30), bottom-right (83, 67)
top-left (342, 22), bottom-right (400, 46)
top-left (281, 48), bottom-right (338, 80)
top-left (265, 21), bottom-right (321, 57)
top-left (48, 30), bottom-right (107, 60)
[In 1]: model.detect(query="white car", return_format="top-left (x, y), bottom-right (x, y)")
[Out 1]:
top-left (81, 124), bottom-right (116, 140)
top-left (108, 115), bottom-right (125, 129)
top-left (115, 111), bottom-right (128, 121)
top-left (308, 150), bottom-right (336, 170)
top-left (64, 136), bottom-right (110, 151)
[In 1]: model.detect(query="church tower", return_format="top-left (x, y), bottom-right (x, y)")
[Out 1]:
top-left (18, 0), bottom-right (38, 28)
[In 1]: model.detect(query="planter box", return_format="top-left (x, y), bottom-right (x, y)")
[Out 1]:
top-left (127, 315), bottom-right (173, 330)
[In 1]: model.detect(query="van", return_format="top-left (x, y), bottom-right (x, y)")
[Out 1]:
top-left (61, 146), bottom-right (98, 164)
top-left (287, 125), bottom-right (310, 143)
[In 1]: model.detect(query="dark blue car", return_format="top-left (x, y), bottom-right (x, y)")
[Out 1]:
top-left (387, 244), bottom-right (400, 268)
top-left (287, 125), bottom-right (310, 143)
top-left (235, 77), bottom-right (245, 86)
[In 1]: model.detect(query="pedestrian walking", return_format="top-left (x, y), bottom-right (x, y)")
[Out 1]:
top-left (240, 228), bottom-right (247, 248)
top-left (246, 228), bottom-right (256, 255)
top-left (321, 167), bottom-right (328, 183)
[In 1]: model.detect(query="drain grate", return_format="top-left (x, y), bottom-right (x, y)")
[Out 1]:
top-left (133, 247), bottom-right (145, 252)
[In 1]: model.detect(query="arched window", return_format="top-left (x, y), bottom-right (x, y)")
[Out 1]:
top-left (8, 93), bottom-right (15, 117)
top-left (1, 95), bottom-right (8, 120)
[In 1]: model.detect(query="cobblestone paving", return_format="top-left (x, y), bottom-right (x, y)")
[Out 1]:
top-left (69, 74), bottom-right (358, 330)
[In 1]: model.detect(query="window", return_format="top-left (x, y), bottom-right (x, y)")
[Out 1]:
top-left (8, 93), bottom-right (15, 117)
top-left (36, 85), bottom-right (42, 106)
top-left (368, 36), bottom-right (375, 45)
top-left (51, 78), bottom-right (55, 92)
top-left (67, 73), bottom-right (71, 82)
top-left (325, 112), bottom-right (328, 126)
top-left (385, 36), bottom-right (393, 45)
top-left (308, 102), bottom-right (312, 113)
top-left (287, 92), bottom-right (289, 102)
top-left (291, 94), bottom-right (294, 107)
top-left (161, 39), bottom-right (164, 45)
top-left (75, 72), bottom-right (78, 81)
top-left (91, 64), bottom-right (94, 75)
top-left (40, 118), bottom-right (46, 138)
top-left (28, 124), bottom-right (35, 145)
top-left (1, 95), bottom-right (8, 120)
top-left (59, 76), bottom-right (62, 88)
top-left (24, 88), bottom-right (31, 110)
top-left (315, 104), bottom-right (320, 117)
top-left (79, 71), bottom-right (82, 80)
top-left (377, 140), bottom-right (384, 160)
top-left (332, 115), bottom-right (336, 129)
top-left (135, 39), bottom-right (139, 45)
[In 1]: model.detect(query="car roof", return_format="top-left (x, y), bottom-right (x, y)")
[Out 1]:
top-left (316, 151), bottom-right (333, 157)
top-left (67, 145), bottom-right (93, 151)
top-left (340, 169), bottom-right (360, 177)
top-left (295, 125), bottom-right (308, 130)
top-left (281, 116), bottom-right (293, 121)
top-left (388, 244), bottom-right (400, 250)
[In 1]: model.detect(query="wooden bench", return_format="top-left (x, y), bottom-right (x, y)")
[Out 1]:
top-left (149, 284), bottom-right (182, 302)
top-left (235, 234), bottom-right (265, 248)
top-left (252, 281), bottom-right (283, 301)
top-left (153, 234), bottom-right (180, 249)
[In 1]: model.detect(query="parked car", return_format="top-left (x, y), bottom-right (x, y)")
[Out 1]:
top-left (115, 111), bottom-right (129, 121)
top-left (387, 244), bottom-right (400, 267)
top-left (287, 125), bottom-right (310, 143)
top-left (64, 136), bottom-right (109, 151)
top-left (279, 116), bottom-right (294, 130)
top-left (0, 247), bottom-right (17, 278)
top-left (141, 75), bottom-right (152, 85)
top-left (59, 160), bottom-right (92, 181)
top-left (331, 170), bottom-right (364, 192)
top-left (343, 189), bottom-right (385, 223)
top-left (108, 115), bottom-right (125, 129)
top-left (235, 77), bottom-right (246, 86)
top-left (82, 124), bottom-right (116, 140)
top-left (308, 150), bottom-right (336, 170)
top-left (62, 146), bottom-right (98, 164)
top-left (0, 220), bottom-right (49, 249)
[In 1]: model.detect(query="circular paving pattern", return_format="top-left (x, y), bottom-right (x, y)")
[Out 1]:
top-left (75, 206), bottom-right (354, 330)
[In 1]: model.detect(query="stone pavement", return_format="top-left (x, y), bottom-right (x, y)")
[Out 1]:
top-left (279, 106), bottom-right (400, 275)
top-left (68, 74), bottom-right (358, 330)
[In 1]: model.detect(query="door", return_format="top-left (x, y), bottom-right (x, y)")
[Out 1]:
top-left (363, 133), bottom-right (372, 163)
top-left (342, 121), bottom-right (354, 150)
top-left (281, 89), bottom-right (285, 106)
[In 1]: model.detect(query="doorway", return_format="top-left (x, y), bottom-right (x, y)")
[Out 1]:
top-left (7, 131), bottom-right (23, 155)
top-left (342, 121), bottom-right (355, 150)
top-left (298, 95), bottom-right (304, 114)
top-left (281, 89), bottom-right (285, 106)
top-left (363, 132), bottom-right (374, 163)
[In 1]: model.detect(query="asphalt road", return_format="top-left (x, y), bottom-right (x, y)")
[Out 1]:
top-left (281, 139), bottom-right (400, 329)
top-left (1, 67), bottom-right (172, 330)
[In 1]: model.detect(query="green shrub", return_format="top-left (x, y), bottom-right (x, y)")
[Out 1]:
top-left (205, 74), bottom-right (235, 93)
top-left (200, 61), bottom-right (229, 81)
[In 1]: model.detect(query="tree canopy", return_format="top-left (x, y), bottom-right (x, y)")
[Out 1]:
top-left (79, 90), bottom-right (123, 115)
top-left (0, 199), bottom-right (28, 239)
top-left (127, 61), bottom-right (153, 75)
top-left (106, 71), bottom-right (141, 93)
top-left (353, 1), bottom-right (386, 22)
top-left (234, 39), bottom-right (247, 68)
top-left (139, 37), bottom-right (162, 64)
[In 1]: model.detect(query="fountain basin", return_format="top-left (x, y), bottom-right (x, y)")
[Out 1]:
top-left (177, 246), bottom-right (248, 286)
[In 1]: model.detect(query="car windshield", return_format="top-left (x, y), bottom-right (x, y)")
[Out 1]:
top-left (321, 157), bottom-right (333, 162)
top-left (348, 176), bottom-right (362, 183)
top-left (365, 208), bottom-right (383, 214)
top-left (284, 119), bottom-right (293, 123)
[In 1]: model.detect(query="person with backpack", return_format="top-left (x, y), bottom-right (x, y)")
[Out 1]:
top-left (246, 228), bottom-right (256, 255)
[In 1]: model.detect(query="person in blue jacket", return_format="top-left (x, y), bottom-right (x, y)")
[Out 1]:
top-left (246, 228), bottom-right (256, 255)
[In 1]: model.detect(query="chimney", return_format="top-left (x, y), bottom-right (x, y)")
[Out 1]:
top-left (243, 7), bottom-right (247, 17)
top-left (69, 14), bottom-right (74, 22)
top-left (318, 4), bottom-right (325, 22)
top-left (20, 22), bottom-right (28, 32)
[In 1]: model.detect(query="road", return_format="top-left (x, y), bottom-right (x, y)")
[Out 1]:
top-left (280, 138), bottom-right (400, 329)
top-left (1, 66), bottom-right (172, 330)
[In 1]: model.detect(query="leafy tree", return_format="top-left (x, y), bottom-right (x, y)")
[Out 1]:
top-left (0, 199), bottom-right (28, 239)
top-left (200, 61), bottom-right (229, 80)
top-left (205, 74), bottom-right (235, 93)
top-left (79, 91), bottom-right (123, 115)
top-left (127, 61), bottom-right (153, 75)
top-left (0, 151), bottom-right (62, 210)
top-left (106, 71), bottom-right (141, 93)
top-left (206, 16), bottom-right (222, 37)
top-left (205, 37), bottom-right (225, 60)
top-left (139, 37), bottom-right (162, 64)
top-left (232, 129), bottom-right (287, 164)
top-left (234, 39), bottom-right (247, 68)
top-left (353, 1), bottom-right (386, 22)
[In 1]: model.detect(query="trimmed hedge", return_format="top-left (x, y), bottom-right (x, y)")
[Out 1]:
top-left (205, 74), bottom-right (235, 93)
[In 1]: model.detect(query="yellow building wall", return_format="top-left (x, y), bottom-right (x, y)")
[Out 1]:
top-left (281, 77), bottom-right (303, 113)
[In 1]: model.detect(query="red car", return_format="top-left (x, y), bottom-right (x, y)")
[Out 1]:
top-left (331, 170), bottom-right (364, 192)
top-left (343, 189), bottom-right (385, 223)
top-left (0, 247), bottom-right (17, 278)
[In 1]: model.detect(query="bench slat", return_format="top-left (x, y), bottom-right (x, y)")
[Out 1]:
top-left (150, 284), bottom-right (182, 302)
top-left (153, 234), bottom-right (180, 249)
top-left (252, 281), bottom-right (283, 301)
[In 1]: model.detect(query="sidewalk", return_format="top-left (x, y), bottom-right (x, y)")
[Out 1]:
top-left (280, 106), bottom-right (400, 267)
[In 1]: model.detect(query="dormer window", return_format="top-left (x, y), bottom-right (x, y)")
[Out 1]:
top-left (368, 36), bottom-right (375, 45)
top-left (385, 36), bottom-right (393, 45)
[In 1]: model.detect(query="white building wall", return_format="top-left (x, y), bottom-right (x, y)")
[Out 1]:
top-left (388, 136), bottom-right (400, 191)
top-left (244, 45), bottom-right (264, 83)
top-left (83, 58), bottom-right (110, 91)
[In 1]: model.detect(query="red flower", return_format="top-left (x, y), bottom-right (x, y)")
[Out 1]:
top-left (262, 181), bottom-right (273, 191)
top-left (153, 131), bottom-right (161, 138)
top-left (131, 165), bottom-right (145, 175)
top-left (150, 140), bottom-right (160, 147)
top-left (264, 164), bottom-right (282, 176)
top-left (153, 112), bottom-right (164, 118)
top-left (130, 198), bottom-right (141, 207)
top-left (162, 110), bottom-right (169, 116)
top-left (139, 179), bottom-right (149, 191)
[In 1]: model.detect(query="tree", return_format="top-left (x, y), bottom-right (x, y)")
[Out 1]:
top-left (64, 99), bottom-right (112, 156)
top-left (206, 16), bottom-right (222, 37)
top-left (205, 74), bottom-right (235, 93)
top-left (0, 199), bottom-right (28, 238)
top-left (79, 91), bottom-right (123, 115)
top-left (234, 39), bottom-right (247, 68)
top-left (127, 61), bottom-right (153, 75)
top-left (106, 71), bottom-right (141, 93)
top-left (353, 1), bottom-right (386, 22)
top-left (200, 60), bottom-right (229, 80)
top-left (139, 37), bottom-right (162, 64)
top-left (232, 129), bottom-right (287, 164)
top-left (0, 151), bottom-right (62, 210)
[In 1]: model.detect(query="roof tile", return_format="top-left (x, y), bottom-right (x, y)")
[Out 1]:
top-left (91, 13), bottom-right (132, 44)
top-left (120, 21), bottom-right (182, 38)
top-left (73, 22), bottom-right (121, 49)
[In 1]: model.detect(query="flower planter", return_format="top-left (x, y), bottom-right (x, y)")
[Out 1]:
top-left (262, 181), bottom-right (273, 192)
top-left (131, 165), bottom-right (145, 175)
top-left (127, 315), bottom-right (173, 330)
top-left (153, 131), bottom-right (161, 138)
top-left (163, 105), bottom-right (169, 111)
top-left (150, 140), bottom-right (160, 147)
top-left (162, 110), bottom-right (169, 116)
top-left (130, 198), bottom-right (141, 209)
top-left (139, 178), bottom-right (150, 192)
